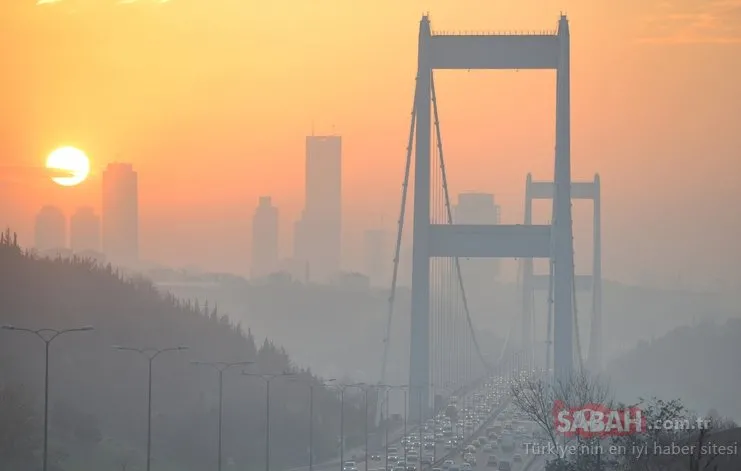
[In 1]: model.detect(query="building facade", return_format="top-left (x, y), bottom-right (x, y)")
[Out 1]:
top-left (70, 206), bottom-right (101, 253)
top-left (34, 205), bottom-right (66, 251)
top-left (102, 163), bottom-right (138, 265)
top-left (251, 196), bottom-right (279, 279)
top-left (294, 135), bottom-right (342, 282)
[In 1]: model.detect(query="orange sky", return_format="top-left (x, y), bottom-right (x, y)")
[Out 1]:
top-left (1, 0), bottom-right (740, 289)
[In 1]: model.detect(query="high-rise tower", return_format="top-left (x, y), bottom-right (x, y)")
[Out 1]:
top-left (34, 205), bottom-right (66, 251)
top-left (102, 163), bottom-right (138, 265)
top-left (70, 206), bottom-right (101, 253)
top-left (296, 135), bottom-right (342, 281)
top-left (251, 196), bottom-right (279, 278)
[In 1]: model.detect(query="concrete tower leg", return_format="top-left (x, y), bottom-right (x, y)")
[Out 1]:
top-left (522, 174), bottom-right (534, 362)
top-left (587, 174), bottom-right (602, 371)
top-left (552, 16), bottom-right (575, 380)
top-left (409, 16), bottom-right (432, 421)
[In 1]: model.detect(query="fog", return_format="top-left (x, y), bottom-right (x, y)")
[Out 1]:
top-left (2, 2), bottom-right (741, 470)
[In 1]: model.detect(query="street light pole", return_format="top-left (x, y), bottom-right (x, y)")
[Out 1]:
top-left (2, 325), bottom-right (93, 471)
top-left (244, 371), bottom-right (295, 471)
top-left (384, 387), bottom-right (389, 471)
top-left (364, 387), bottom-right (369, 471)
top-left (192, 361), bottom-right (254, 471)
top-left (308, 379), bottom-right (336, 471)
top-left (114, 345), bottom-right (188, 471)
top-left (403, 388), bottom-right (407, 465)
top-left (335, 383), bottom-right (365, 471)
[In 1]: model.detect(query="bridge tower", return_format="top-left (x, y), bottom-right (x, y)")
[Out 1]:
top-left (521, 174), bottom-right (602, 371)
top-left (409, 15), bottom-right (575, 419)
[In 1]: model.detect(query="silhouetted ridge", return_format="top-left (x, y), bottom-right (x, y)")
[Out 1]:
top-left (0, 230), bottom-right (369, 471)
top-left (608, 318), bottom-right (741, 421)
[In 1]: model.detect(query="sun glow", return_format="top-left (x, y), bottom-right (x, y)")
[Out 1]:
top-left (46, 146), bottom-right (90, 186)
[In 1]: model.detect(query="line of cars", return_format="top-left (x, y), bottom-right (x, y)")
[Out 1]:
top-left (443, 372), bottom-right (544, 471)
top-left (360, 376), bottom-right (509, 471)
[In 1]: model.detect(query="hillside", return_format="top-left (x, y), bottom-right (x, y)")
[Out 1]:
top-left (0, 232), bottom-right (370, 471)
top-left (150, 269), bottom-right (736, 384)
top-left (607, 318), bottom-right (741, 421)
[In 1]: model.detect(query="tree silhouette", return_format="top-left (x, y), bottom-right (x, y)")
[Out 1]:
top-left (0, 231), bottom-right (369, 471)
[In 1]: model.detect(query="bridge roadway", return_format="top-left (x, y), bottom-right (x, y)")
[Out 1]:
top-left (363, 372), bottom-right (545, 471)
top-left (287, 379), bottom-right (489, 471)
top-left (356, 376), bottom-right (512, 471)
top-left (430, 397), bottom-right (544, 471)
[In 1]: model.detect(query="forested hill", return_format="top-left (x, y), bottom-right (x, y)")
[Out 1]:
top-left (608, 317), bottom-right (741, 422)
top-left (0, 231), bottom-right (365, 471)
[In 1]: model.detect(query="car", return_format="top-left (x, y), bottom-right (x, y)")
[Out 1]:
top-left (460, 464), bottom-right (472, 471)
top-left (483, 444), bottom-right (494, 452)
top-left (486, 455), bottom-right (498, 467)
top-left (497, 461), bottom-right (511, 471)
top-left (343, 462), bottom-right (358, 471)
top-left (372, 455), bottom-right (382, 461)
top-left (442, 460), bottom-right (454, 470)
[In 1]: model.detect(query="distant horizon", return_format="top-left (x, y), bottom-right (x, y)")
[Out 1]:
top-left (1, 0), bottom-right (739, 292)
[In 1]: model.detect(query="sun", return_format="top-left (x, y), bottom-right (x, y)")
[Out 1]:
top-left (46, 146), bottom-right (90, 186)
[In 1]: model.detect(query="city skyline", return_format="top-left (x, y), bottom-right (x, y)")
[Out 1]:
top-left (0, 0), bottom-right (739, 289)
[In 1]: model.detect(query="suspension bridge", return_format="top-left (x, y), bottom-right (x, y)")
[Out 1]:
top-left (377, 14), bottom-right (604, 422)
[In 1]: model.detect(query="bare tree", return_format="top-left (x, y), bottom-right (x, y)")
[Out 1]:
top-left (510, 370), bottom-right (613, 470)
top-left (610, 398), bottom-right (737, 471)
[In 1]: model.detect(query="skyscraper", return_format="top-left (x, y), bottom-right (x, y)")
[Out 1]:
top-left (34, 205), bottom-right (66, 251)
top-left (251, 196), bottom-right (279, 278)
top-left (454, 193), bottom-right (501, 279)
top-left (70, 206), bottom-right (101, 253)
top-left (102, 163), bottom-right (138, 265)
top-left (295, 135), bottom-right (342, 282)
top-left (363, 229), bottom-right (386, 287)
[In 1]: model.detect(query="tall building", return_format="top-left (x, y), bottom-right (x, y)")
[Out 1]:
top-left (294, 135), bottom-right (342, 282)
top-left (102, 163), bottom-right (138, 265)
top-left (363, 229), bottom-right (386, 287)
top-left (34, 205), bottom-right (66, 251)
top-left (251, 196), bottom-right (279, 278)
top-left (454, 193), bottom-right (502, 279)
top-left (70, 206), bottom-right (100, 253)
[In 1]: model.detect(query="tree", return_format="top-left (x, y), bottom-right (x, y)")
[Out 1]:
top-left (510, 370), bottom-right (613, 471)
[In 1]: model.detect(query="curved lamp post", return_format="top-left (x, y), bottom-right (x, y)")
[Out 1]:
top-left (2, 324), bottom-right (93, 471)
top-left (113, 345), bottom-right (188, 471)
top-left (192, 361), bottom-right (254, 471)
top-left (243, 371), bottom-right (296, 471)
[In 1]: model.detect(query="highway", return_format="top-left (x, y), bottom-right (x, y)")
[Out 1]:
top-left (348, 372), bottom-right (543, 471)
top-left (291, 380), bottom-right (488, 471)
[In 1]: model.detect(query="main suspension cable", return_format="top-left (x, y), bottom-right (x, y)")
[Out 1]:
top-left (430, 71), bottom-right (491, 372)
top-left (379, 77), bottom-right (418, 390)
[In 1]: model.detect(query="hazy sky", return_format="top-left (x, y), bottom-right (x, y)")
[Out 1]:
top-left (1, 0), bottom-right (739, 289)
